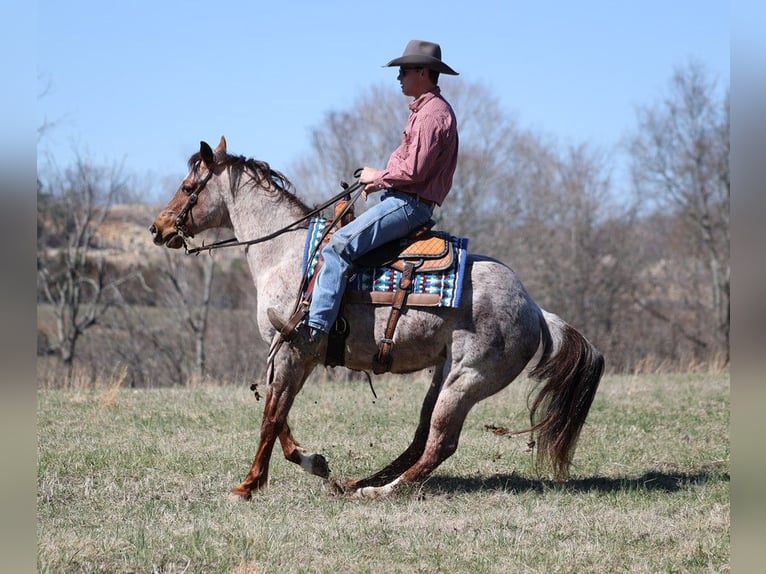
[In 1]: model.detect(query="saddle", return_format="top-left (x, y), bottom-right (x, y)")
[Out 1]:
top-left (292, 198), bottom-right (455, 374)
top-left (355, 222), bottom-right (454, 273)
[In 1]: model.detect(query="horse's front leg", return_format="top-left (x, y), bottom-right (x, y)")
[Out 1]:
top-left (229, 359), bottom-right (311, 500)
top-left (228, 383), bottom-right (283, 499)
top-left (278, 423), bottom-right (330, 479)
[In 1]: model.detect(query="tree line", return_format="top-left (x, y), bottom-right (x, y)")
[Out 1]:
top-left (37, 61), bottom-right (729, 387)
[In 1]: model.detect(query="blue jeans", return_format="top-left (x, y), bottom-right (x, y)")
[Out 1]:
top-left (306, 190), bottom-right (435, 333)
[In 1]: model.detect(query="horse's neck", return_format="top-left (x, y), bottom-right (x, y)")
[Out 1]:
top-left (221, 173), bottom-right (307, 305)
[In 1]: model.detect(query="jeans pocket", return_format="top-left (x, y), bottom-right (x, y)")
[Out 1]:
top-left (402, 200), bottom-right (417, 221)
top-left (411, 202), bottom-right (434, 227)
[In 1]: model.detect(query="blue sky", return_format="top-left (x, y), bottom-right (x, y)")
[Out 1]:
top-left (36, 0), bottom-right (729, 198)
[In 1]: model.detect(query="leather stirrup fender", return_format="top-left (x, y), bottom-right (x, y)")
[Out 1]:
top-left (372, 261), bottom-right (418, 374)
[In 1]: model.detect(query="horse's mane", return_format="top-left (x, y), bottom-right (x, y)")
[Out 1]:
top-left (187, 151), bottom-right (310, 213)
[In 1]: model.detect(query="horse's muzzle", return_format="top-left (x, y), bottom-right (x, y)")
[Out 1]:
top-left (149, 224), bottom-right (185, 249)
top-left (149, 223), bottom-right (164, 245)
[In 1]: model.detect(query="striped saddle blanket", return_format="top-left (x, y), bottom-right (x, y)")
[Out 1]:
top-left (302, 217), bottom-right (468, 308)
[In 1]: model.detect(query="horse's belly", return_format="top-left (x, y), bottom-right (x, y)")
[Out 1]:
top-left (339, 306), bottom-right (454, 373)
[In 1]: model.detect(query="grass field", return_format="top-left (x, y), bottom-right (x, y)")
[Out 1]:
top-left (37, 371), bottom-right (729, 573)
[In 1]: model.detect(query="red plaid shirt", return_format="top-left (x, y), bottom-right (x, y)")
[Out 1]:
top-left (370, 87), bottom-right (458, 206)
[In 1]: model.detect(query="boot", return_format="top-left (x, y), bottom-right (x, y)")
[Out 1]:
top-left (267, 308), bottom-right (327, 360)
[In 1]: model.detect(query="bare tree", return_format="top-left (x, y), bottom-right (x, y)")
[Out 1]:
top-left (37, 156), bottom-right (140, 377)
top-left (438, 82), bottom-right (525, 248)
top-left (628, 61), bottom-right (730, 363)
top-left (101, 250), bottom-right (264, 388)
top-left (289, 84), bottom-right (405, 205)
top-left (156, 251), bottom-right (217, 382)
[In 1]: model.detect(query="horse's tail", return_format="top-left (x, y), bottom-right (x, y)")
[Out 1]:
top-left (525, 309), bottom-right (604, 481)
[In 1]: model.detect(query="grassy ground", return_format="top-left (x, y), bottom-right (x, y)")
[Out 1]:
top-left (37, 371), bottom-right (729, 573)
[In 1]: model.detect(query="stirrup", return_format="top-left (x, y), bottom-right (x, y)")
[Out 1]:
top-left (290, 324), bottom-right (327, 359)
top-left (267, 307), bottom-right (326, 360)
top-left (267, 306), bottom-right (307, 340)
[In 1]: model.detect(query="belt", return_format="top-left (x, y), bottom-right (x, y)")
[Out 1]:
top-left (389, 189), bottom-right (436, 208)
top-left (413, 195), bottom-right (436, 208)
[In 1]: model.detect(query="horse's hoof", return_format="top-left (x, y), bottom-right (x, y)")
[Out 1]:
top-left (328, 479), bottom-right (348, 496)
top-left (351, 485), bottom-right (385, 500)
top-left (351, 477), bottom-right (402, 499)
top-left (312, 454), bottom-right (331, 479)
top-left (227, 486), bottom-right (253, 501)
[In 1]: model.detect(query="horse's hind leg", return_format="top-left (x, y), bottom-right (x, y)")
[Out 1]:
top-left (344, 361), bottom-right (446, 491)
top-left (353, 364), bottom-right (514, 499)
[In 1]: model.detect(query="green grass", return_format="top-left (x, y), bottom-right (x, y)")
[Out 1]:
top-left (37, 372), bottom-right (729, 573)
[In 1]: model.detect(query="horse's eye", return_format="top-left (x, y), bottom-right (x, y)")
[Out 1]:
top-left (182, 184), bottom-right (194, 195)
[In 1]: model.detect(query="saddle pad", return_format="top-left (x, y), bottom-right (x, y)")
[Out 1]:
top-left (302, 217), bottom-right (468, 308)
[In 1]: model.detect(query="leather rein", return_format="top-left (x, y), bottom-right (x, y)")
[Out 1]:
top-left (174, 163), bottom-right (363, 257)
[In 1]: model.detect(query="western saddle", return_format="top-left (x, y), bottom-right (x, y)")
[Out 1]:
top-left (289, 196), bottom-right (455, 373)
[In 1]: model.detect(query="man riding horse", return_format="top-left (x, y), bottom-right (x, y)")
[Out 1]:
top-left (268, 39), bottom-right (460, 361)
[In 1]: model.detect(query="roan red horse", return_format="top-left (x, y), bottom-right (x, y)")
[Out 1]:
top-left (150, 137), bottom-right (604, 499)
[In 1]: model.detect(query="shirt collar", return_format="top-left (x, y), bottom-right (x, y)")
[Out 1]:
top-left (409, 86), bottom-right (442, 113)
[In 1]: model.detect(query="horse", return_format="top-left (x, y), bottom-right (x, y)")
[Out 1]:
top-left (149, 136), bottom-right (605, 499)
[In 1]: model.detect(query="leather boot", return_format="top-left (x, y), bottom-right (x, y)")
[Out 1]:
top-left (267, 308), bottom-right (327, 360)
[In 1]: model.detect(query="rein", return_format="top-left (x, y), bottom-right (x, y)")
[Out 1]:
top-left (180, 172), bottom-right (364, 257)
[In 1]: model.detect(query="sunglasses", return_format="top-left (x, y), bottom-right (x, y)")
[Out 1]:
top-left (399, 67), bottom-right (423, 76)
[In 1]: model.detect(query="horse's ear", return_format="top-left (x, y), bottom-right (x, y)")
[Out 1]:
top-left (200, 141), bottom-right (215, 167)
top-left (215, 135), bottom-right (227, 156)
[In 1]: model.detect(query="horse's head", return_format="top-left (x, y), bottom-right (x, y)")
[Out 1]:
top-left (150, 136), bottom-right (232, 249)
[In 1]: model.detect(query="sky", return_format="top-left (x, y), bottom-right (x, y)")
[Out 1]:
top-left (35, 0), bottom-right (730, 200)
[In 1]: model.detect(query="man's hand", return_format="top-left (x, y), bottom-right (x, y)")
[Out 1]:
top-left (358, 166), bottom-right (382, 195)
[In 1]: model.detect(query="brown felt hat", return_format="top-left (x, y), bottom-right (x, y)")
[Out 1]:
top-left (384, 39), bottom-right (459, 76)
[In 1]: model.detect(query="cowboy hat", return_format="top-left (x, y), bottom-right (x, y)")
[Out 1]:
top-left (384, 39), bottom-right (459, 76)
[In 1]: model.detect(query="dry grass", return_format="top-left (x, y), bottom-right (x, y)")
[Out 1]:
top-left (37, 372), bottom-right (729, 573)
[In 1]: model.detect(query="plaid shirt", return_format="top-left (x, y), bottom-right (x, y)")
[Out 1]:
top-left (371, 87), bottom-right (458, 206)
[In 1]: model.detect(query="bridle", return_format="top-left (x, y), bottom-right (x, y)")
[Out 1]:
top-left (174, 161), bottom-right (215, 241)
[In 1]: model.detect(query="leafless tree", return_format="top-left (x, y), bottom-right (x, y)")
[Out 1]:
top-left (491, 138), bottom-right (640, 367)
top-left (156, 250), bottom-right (217, 381)
top-left (37, 156), bottom-right (141, 377)
top-left (628, 61), bottom-right (730, 363)
top-left (289, 84), bottom-right (405, 206)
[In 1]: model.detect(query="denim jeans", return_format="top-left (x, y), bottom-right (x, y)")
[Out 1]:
top-left (306, 190), bottom-right (435, 333)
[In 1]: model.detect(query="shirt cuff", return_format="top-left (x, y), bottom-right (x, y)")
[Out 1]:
top-left (373, 170), bottom-right (390, 190)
